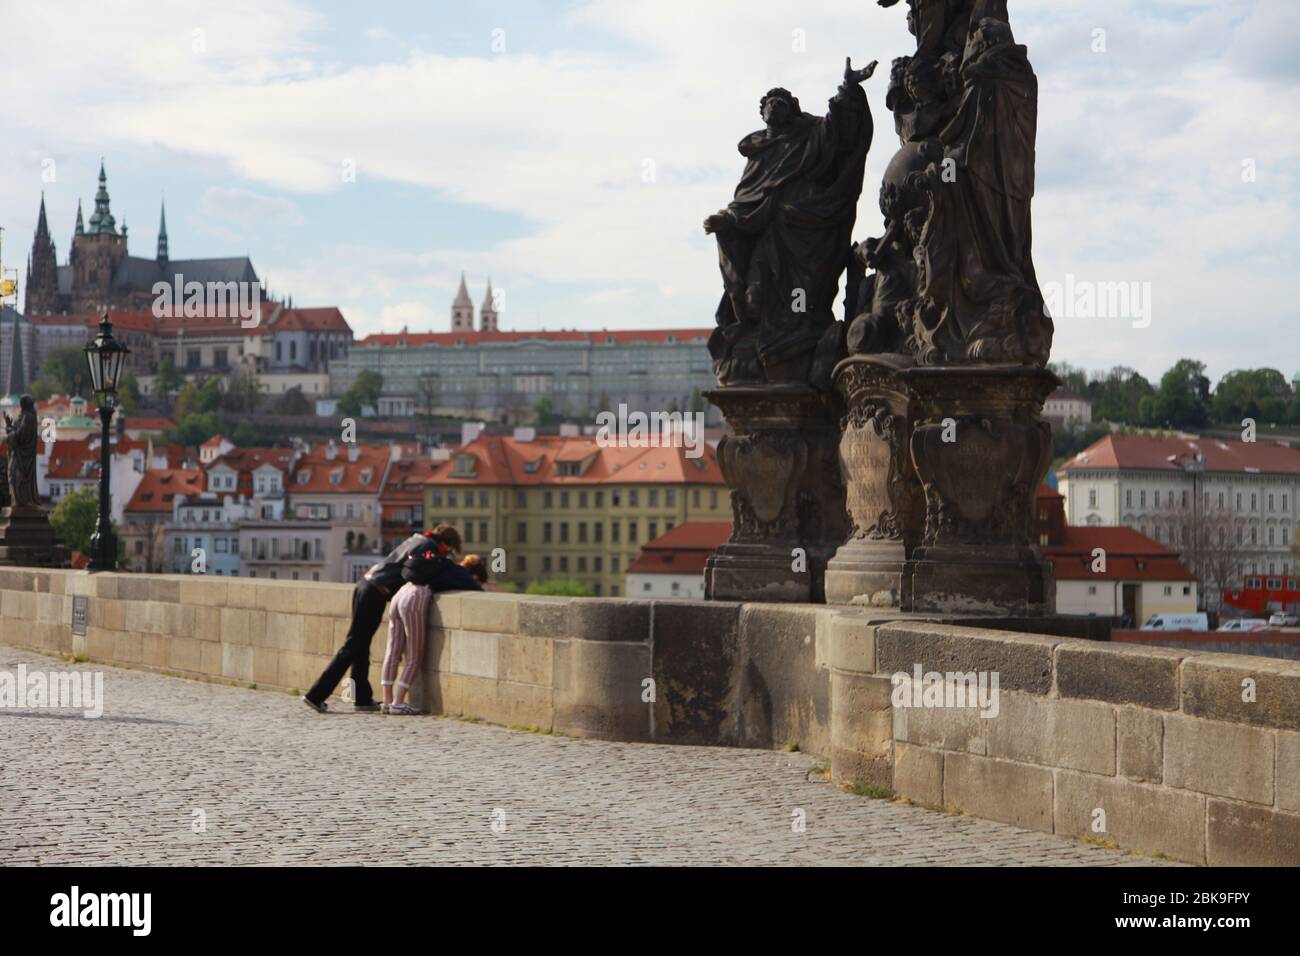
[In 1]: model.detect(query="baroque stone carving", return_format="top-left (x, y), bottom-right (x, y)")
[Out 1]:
top-left (851, 0), bottom-right (1052, 368)
top-left (705, 59), bottom-right (879, 390)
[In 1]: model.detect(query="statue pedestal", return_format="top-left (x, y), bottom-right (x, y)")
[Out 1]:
top-left (704, 385), bottom-right (849, 603)
top-left (900, 366), bottom-right (1058, 616)
top-left (0, 506), bottom-right (70, 567)
top-left (825, 354), bottom-right (924, 607)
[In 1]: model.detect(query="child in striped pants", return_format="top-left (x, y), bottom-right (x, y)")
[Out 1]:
top-left (381, 581), bottom-right (433, 715)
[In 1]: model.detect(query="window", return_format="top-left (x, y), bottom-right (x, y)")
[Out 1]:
top-left (628, 521), bottom-right (638, 543)
top-left (595, 492), bottom-right (604, 508)
top-left (709, 491), bottom-right (718, 509)
top-left (578, 557), bottom-right (587, 572)
top-left (465, 524), bottom-right (473, 544)
top-left (594, 557), bottom-right (602, 572)
top-left (643, 581), bottom-right (652, 592)
top-left (216, 539), bottom-right (228, 553)
top-left (579, 522), bottom-right (588, 543)
top-left (479, 521), bottom-right (487, 542)
top-left (543, 556), bottom-right (553, 572)
top-left (518, 556), bottom-right (527, 572)
top-left (479, 492), bottom-right (488, 508)
top-left (544, 491), bottom-right (554, 508)
top-left (1139, 490), bottom-right (1146, 508)
top-left (448, 492), bottom-right (458, 508)
top-left (594, 522), bottom-right (603, 543)
top-left (612, 556), bottom-right (620, 573)
top-left (544, 522), bottom-right (553, 543)
top-left (579, 492), bottom-right (589, 508)
top-left (666, 489), bottom-right (676, 506)
top-left (559, 556), bottom-right (569, 573)
top-left (1087, 585), bottom-right (1097, 596)
top-left (629, 490), bottom-right (639, 507)
top-left (612, 522), bottom-right (620, 543)
top-left (1126, 490), bottom-right (1133, 508)
top-left (516, 522), bottom-right (527, 543)
top-left (561, 492), bottom-right (570, 508)
top-left (1163, 586), bottom-right (1172, 596)
top-left (560, 523), bottom-right (570, 543)
top-left (1181, 490), bottom-right (1188, 508)
top-left (649, 489), bottom-right (659, 507)
top-left (648, 522), bottom-right (658, 540)
top-left (692, 489), bottom-right (701, 508)
top-left (516, 492), bottom-right (527, 508)
top-left (611, 490), bottom-right (621, 507)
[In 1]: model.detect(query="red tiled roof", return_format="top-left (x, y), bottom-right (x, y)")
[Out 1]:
top-left (1062, 434), bottom-right (1300, 476)
top-left (126, 469), bottom-right (205, 513)
top-left (1043, 526), bottom-right (1196, 582)
top-left (124, 417), bottom-right (176, 432)
top-left (627, 521), bottom-right (732, 575)
top-left (208, 447), bottom-right (295, 497)
top-left (272, 307), bottom-right (351, 333)
top-left (358, 328), bottom-right (712, 348)
top-left (201, 434), bottom-right (227, 449)
top-left (290, 443), bottom-right (389, 495)
top-left (382, 457), bottom-right (440, 506)
top-left (424, 434), bottom-right (725, 487)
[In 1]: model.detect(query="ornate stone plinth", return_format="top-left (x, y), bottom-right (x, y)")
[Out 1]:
top-left (704, 385), bottom-right (849, 603)
top-left (0, 507), bottom-right (70, 567)
top-left (825, 354), bottom-right (923, 607)
top-left (900, 366), bottom-right (1058, 616)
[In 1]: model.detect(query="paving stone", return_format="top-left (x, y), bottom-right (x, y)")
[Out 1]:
top-left (0, 643), bottom-right (1173, 867)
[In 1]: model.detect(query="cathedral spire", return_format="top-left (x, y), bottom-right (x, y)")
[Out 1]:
top-left (157, 200), bottom-right (169, 263)
top-left (75, 199), bottom-right (84, 237)
top-left (88, 159), bottom-right (117, 235)
top-left (26, 194), bottom-right (59, 316)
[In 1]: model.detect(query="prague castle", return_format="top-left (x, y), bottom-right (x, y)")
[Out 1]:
top-left (24, 162), bottom-right (259, 317)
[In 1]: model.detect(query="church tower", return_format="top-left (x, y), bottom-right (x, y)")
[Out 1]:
top-left (479, 278), bottom-right (499, 333)
top-left (24, 194), bottom-right (60, 316)
top-left (70, 161), bottom-right (128, 313)
top-left (157, 200), bottom-right (169, 264)
top-left (451, 272), bottom-right (474, 333)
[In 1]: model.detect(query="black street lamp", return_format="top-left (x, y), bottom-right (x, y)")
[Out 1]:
top-left (84, 312), bottom-right (130, 572)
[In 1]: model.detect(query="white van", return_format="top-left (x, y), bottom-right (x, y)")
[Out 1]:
top-left (1218, 618), bottom-right (1270, 633)
top-left (1141, 613), bottom-right (1209, 632)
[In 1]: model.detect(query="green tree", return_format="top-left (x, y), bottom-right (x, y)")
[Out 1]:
top-left (1211, 368), bottom-right (1293, 425)
top-left (534, 396), bottom-right (559, 427)
top-left (40, 345), bottom-right (90, 396)
top-left (231, 420), bottom-right (259, 447)
top-left (687, 387), bottom-right (707, 415)
top-left (154, 354), bottom-right (184, 397)
top-left (1047, 361), bottom-right (1089, 395)
top-left (28, 378), bottom-right (57, 401)
top-left (271, 385), bottom-right (312, 416)
top-left (117, 372), bottom-right (142, 415)
top-left (338, 370), bottom-right (383, 418)
top-left (526, 578), bottom-right (593, 597)
top-left (50, 487), bottom-right (101, 554)
top-left (166, 411), bottom-right (222, 447)
top-left (1090, 366), bottom-right (1154, 424)
top-left (223, 367), bottom-right (264, 415)
top-left (1150, 359), bottom-right (1210, 429)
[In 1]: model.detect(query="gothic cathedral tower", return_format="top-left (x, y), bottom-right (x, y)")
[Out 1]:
top-left (24, 195), bottom-right (59, 316)
top-left (70, 160), bottom-right (127, 313)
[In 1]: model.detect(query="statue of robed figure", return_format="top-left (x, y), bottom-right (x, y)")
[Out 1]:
top-left (2, 396), bottom-right (41, 511)
top-left (705, 58), bottom-right (878, 388)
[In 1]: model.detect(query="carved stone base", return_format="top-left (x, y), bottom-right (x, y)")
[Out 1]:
top-left (900, 365), bottom-right (1059, 617)
top-left (0, 507), bottom-right (71, 567)
top-left (825, 354), bottom-right (923, 607)
top-left (704, 385), bottom-right (849, 604)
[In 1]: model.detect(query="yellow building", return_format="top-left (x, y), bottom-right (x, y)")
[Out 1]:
top-left (422, 431), bottom-right (729, 595)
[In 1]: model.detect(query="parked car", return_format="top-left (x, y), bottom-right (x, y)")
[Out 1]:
top-left (1218, 618), bottom-right (1270, 633)
top-left (1268, 612), bottom-right (1300, 628)
top-left (1140, 612), bottom-right (1209, 632)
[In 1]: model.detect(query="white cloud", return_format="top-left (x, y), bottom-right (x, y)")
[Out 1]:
top-left (1, 0), bottom-right (1296, 384)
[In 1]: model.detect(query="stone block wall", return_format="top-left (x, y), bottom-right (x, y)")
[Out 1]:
top-left (2, 568), bottom-right (1296, 864)
top-left (876, 623), bottom-right (1300, 865)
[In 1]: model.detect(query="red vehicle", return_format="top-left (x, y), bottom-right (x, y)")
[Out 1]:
top-left (1223, 575), bottom-right (1300, 616)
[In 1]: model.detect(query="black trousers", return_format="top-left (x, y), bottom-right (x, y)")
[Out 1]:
top-left (305, 579), bottom-right (388, 706)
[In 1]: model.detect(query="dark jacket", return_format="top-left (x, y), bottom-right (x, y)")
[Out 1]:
top-left (402, 549), bottom-right (484, 592)
top-left (365, 533), bottom-right (447, 593)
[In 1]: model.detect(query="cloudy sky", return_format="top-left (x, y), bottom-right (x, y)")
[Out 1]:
top-left (1, 0), bottom-right (1296, 385)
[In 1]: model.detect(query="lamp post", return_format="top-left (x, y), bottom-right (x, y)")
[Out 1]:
top-left (84, 312), bottom-right (129, 572)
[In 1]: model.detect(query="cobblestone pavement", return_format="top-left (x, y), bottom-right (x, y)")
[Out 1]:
top-left (0, 646), bottom-right (1172, 866)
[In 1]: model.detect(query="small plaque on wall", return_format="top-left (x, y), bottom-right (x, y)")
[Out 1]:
top-left (71, 596), bottom-right (88, 636)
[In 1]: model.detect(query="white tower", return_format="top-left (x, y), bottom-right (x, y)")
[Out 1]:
top-left (480, 278), bottom-right (499, 333)
top-left (451, 272), bottom-right (474, 332)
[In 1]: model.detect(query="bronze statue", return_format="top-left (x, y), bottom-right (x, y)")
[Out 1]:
top-left (705, 58), bottom-right (878, 388)
top-left (2, 395), bottom-right (41, 510)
